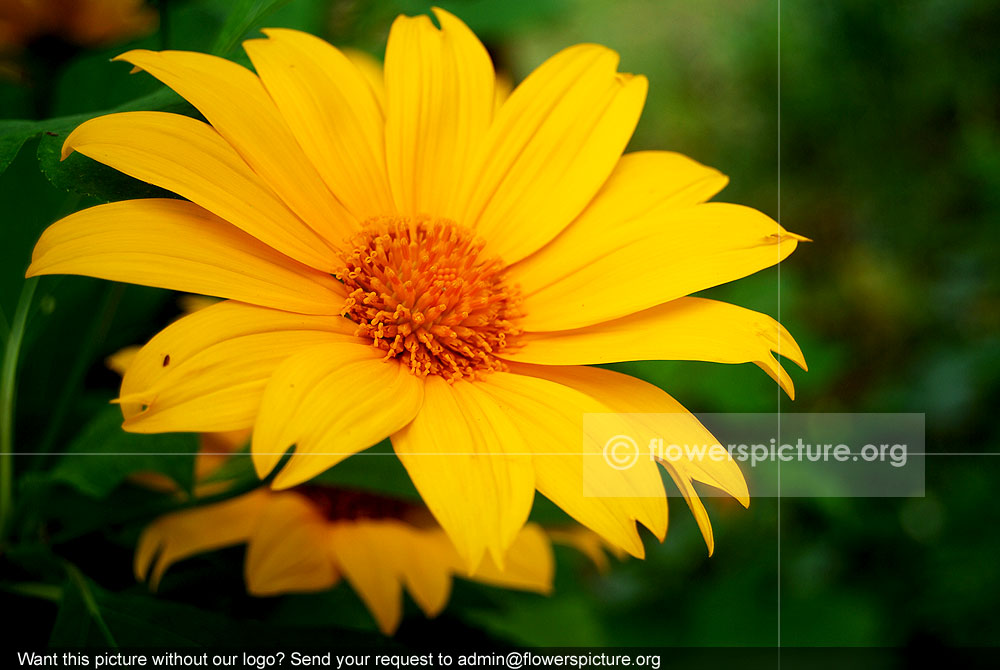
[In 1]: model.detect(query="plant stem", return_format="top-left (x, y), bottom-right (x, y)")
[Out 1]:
top-left (0, 279), bottom-right (37, 541)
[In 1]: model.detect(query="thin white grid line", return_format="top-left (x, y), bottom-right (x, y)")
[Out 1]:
top-left (777, 0), bottom-right (783, 654)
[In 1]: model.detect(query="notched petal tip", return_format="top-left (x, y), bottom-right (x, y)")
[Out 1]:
top-left (253, 448), bottom-right (287, 484)
top-left (241, 37), bottom-right (265, 51)
top-left (616, 524), bottom-right (646, 560)
top-left (254, 27), bottom-right (297, 42)
top-left (774, 321), bottom-right (808, 376)
top-left (429, 6), bottom-right (458, 24)
top-left (778, 364), bottom-right (796, 401)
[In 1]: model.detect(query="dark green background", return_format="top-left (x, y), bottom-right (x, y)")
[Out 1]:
top-left (1, 0), bottom-right (998, 649)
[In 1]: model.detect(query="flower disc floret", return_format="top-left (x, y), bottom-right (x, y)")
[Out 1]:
top-left (337, 216), bottom-right (522, 380)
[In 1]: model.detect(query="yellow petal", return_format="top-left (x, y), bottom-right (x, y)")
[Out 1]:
top-left (468, 522), bottom-right (554, 593)
top-left (341, 48), bottom-right (385, 107)
top-left (245, 492), bottom-right (339, 595)
top-left (327, 521), bottom-right (405, 635)
top-left (458, 44), bottom-right (647, 264)
top-left (115, 49), bottom-right (358, 245)
top-left (477, 372), bottom-right (667, 558)
top-left (503, 297), bottom-right (807, 399)
top-left (27, 198), bottom-right (346, 313)
top-left (660, 458), bottom-right (715, 556)
top-left (383, 8), bottom-right (495, 218)
top-left (511, 197), bottom-right (807, 331)
top-left (106, 345), bottom-right (141, 376)
top-left (509, 149), bottom-right (730, 305)
top-left (120, 301), bottom-right (358, 432)
top-left (514, 362), bottom-right (750, 507)
top-left (514, 363), bottom-right (749, 555)
top-left (244, 30), bottom-right (393, 219)
top-left (253, 343), bottom-right (424, 488)
top-left (547, 150), bottom-right (728, 226)
top-left (177, 294), bottom-right (221, 314)
top-left (135, 489), bottom-right (269, 590)
top-left (391, 376), bottom-right (535, 571)
top-left (62, 112), bottom-right (343, 271)
top-left (397, 526), bottom-right (455, 618)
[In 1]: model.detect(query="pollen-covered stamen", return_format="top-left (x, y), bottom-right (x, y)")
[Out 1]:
top-left (336, 215), bottom-right (522, 380)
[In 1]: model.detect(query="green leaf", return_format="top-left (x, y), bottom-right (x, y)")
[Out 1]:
top-left (48, 406), bottom-right (199, 498)
top-left (49, 575), bottom-right (382, 646)
top-left (0, 120), bottom-right (43, 174)
top-left (211, 0), bottom-right (292, 56)
top-left (60, 563), bottom-right (118, 646)
top-left (34, 88), bottom-right (194, 202)
top-left (456, 591), bottom-right (606, 646)
top-left (0, 86), bottom-right (182, 179)
top-left (35, 131), bottom-right (176, 203)
top-left (15, 474), bottom-right (173, 547)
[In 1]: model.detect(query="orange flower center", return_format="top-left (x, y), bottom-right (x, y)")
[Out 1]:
top-left (336, 215), bottom-right (522, 381)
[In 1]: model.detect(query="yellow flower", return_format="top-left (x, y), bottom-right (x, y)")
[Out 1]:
top-left (136, 487), bottom-right (554, 635)
top-left (0, 0), bottom-right (155, 51)
top-left (27, 9), bottom-right (807, 569)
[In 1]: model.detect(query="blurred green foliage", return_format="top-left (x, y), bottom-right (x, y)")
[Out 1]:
top-left (1, 0), bottom-right (998, 649)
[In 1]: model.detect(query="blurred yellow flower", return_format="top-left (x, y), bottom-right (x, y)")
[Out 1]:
top-left (0, 0), bottom-right (155, 51)
top-left (28, 9), bottom-right (806, 570)
top-left (137, 487), bottom-right (556, 635)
